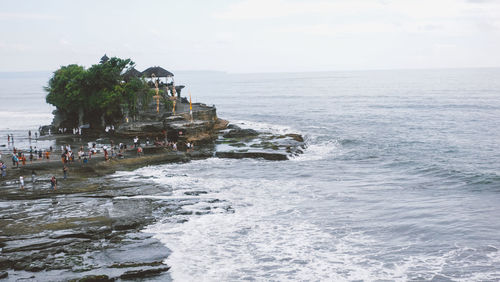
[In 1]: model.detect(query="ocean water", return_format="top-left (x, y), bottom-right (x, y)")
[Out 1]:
top-left (2, 69), bottom-right (500, 281)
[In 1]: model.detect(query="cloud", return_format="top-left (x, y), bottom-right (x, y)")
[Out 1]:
top-left (467, 0), bottom-right (494, 3)
top-left (212, 0), bottom-right (500, 22)
top-left (59, 39), bottom-right (71, 46)
top-left (212, 0), bottom-right (381, 20)
top-left (0, 12), bottom-right (58, 20)
top-left (275, 23), bottom-right (399, 37)
top-left (0, 42), bottom-right (32, 51)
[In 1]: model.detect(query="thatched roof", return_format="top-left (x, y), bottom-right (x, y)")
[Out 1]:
top-left (123, 67), bottom-right (142, 79)
top-left (142, 66), bottom-right (174, 77)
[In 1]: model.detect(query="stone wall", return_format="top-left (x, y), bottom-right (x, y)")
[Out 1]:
top-left (178, 104), bottom-right (217, 122)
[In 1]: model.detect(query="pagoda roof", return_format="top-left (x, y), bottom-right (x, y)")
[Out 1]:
top-left (100, 54), bottom-right (109, 63)
top-left (142, 66), bottom-right (174, 77)
top-left (123, 67), bottom-right (142, 79)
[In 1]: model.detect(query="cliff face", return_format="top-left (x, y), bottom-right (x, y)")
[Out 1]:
top-left (116, 103), bottom-right (224, 145)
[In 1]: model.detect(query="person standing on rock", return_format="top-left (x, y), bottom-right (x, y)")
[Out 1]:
top-left (133, 136), bottom-right (139, 148)
top-left (31, 169), bottom-right (36, 184)
top-left (19, 176), bottom-right (24, 190)
top-left (0, 162), bottom-right (6, 178)
top-left (12, 153), bottom-right (19, 168)
top-left (63, 166), bottom-right (68, 180)
top-left (50, 176), bottom-right (57, 190)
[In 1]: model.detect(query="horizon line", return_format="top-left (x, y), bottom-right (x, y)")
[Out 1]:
top-left (1, 66), bottom-right (499, 76)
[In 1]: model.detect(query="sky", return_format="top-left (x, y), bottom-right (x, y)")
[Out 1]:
top-left (1, 0), bottom-right (500, 73)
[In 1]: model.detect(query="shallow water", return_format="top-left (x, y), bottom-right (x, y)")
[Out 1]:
top-left (2, 69), bottom-right (500, 280)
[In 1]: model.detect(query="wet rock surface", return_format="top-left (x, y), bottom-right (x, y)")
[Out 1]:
top-left (0, 177), bottom-right (177, 281)
top-left (0, 119), bottom-right (305, 281)
top-left (215, 123), bottom-right (306, 160)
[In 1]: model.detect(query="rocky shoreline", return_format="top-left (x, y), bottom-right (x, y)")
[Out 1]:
top-left (1, 110), bottom-right (306, 281)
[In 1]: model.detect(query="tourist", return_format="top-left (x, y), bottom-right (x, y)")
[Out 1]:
top-left (50, 176), bottom-right (57, 190)
top-left (19, 176), bottom-right (24, 190)
top-left (137, 146), bottom-right (143, 157)
top-left (31, 169), bottom-right (36, 184)
top-left (78, 149), bottom-right (83, 163)
top-left (12, 154), bottom-right (19, 168)
top-left (133, 136), bottom-right (139, 148)
top-left (0, 162), bottom-right (6, 178)
top-left (38, 150), bottom-right (42, 160)
top-left (146, 137), bottom-right (150, 146)
top-left (29, 152), bottom-right (34, 163)
top-left (21, 154), bottom-right (26, 166)
top-left (63, 166), bottom-right (68, 179)
top-left (45, 150), bottom-right (50, 160)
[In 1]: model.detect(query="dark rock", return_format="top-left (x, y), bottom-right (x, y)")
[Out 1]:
top-left (39, 125), bottom-right (56, 136)
top-left (0, 256), bottom-right (13, 269)
top-left (223, 128), bottom-right (258, 138)
top-left (71, 274), bottom-right (114, 282)
top-left (116, 121), bottom-right (164, 136)
top-left (226, 124), bottom-right (241, 130)
top-left (285, 133), bottom-right (304, 142)
top-left (119, 267), bottom-right (170, 279)
top-left (112, 220), bottom-right (142, 231)
top-left (216, 151), bottom-right (288, 161)
top-left (109, 261), bottom-right (163, 269)
top-left (184, 191), bottom-right (208, 196)
top-left (0, 271), bottom-right (8, 279)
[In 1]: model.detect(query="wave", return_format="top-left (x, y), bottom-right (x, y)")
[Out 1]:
top-left (229, 119), bottom-right (296, 135)
top-left (290, 138), bottom-right (340, 162)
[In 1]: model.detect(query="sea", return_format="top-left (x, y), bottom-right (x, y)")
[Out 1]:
top-left (1, 68), bottom-right (500, 281)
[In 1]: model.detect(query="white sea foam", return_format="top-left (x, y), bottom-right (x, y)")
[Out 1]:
top-left (291, 139), bottom-right (340, 162)
top-left (111, 141), bottom-right (500, 281)
top-left (130, 162), bottom-right (386, 281)
top-left (230, 119), bottom-right (295, 135)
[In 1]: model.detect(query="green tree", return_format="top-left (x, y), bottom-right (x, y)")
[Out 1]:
top-left (45, 57), bottom-right (149, 129)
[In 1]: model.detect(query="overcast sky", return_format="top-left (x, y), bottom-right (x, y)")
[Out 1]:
top-left (1, 0), bottom-right (499, 73)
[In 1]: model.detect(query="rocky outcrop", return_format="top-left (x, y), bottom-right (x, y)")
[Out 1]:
top-left (223, 128), bottom-right (259, 138)
top-left (115, 121), bottom-right (164, 136)
top-left (216, 151), bottom-right (288, 160)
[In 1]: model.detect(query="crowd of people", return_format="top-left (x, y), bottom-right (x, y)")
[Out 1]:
top-left (0, 132), bottom-right (195, 190)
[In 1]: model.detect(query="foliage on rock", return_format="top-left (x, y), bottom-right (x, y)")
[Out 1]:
top-left (45, 57), bottom-right (150, 128)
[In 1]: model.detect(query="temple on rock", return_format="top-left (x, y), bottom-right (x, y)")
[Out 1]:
top-left (42, 55), bottom-right (220, 144)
